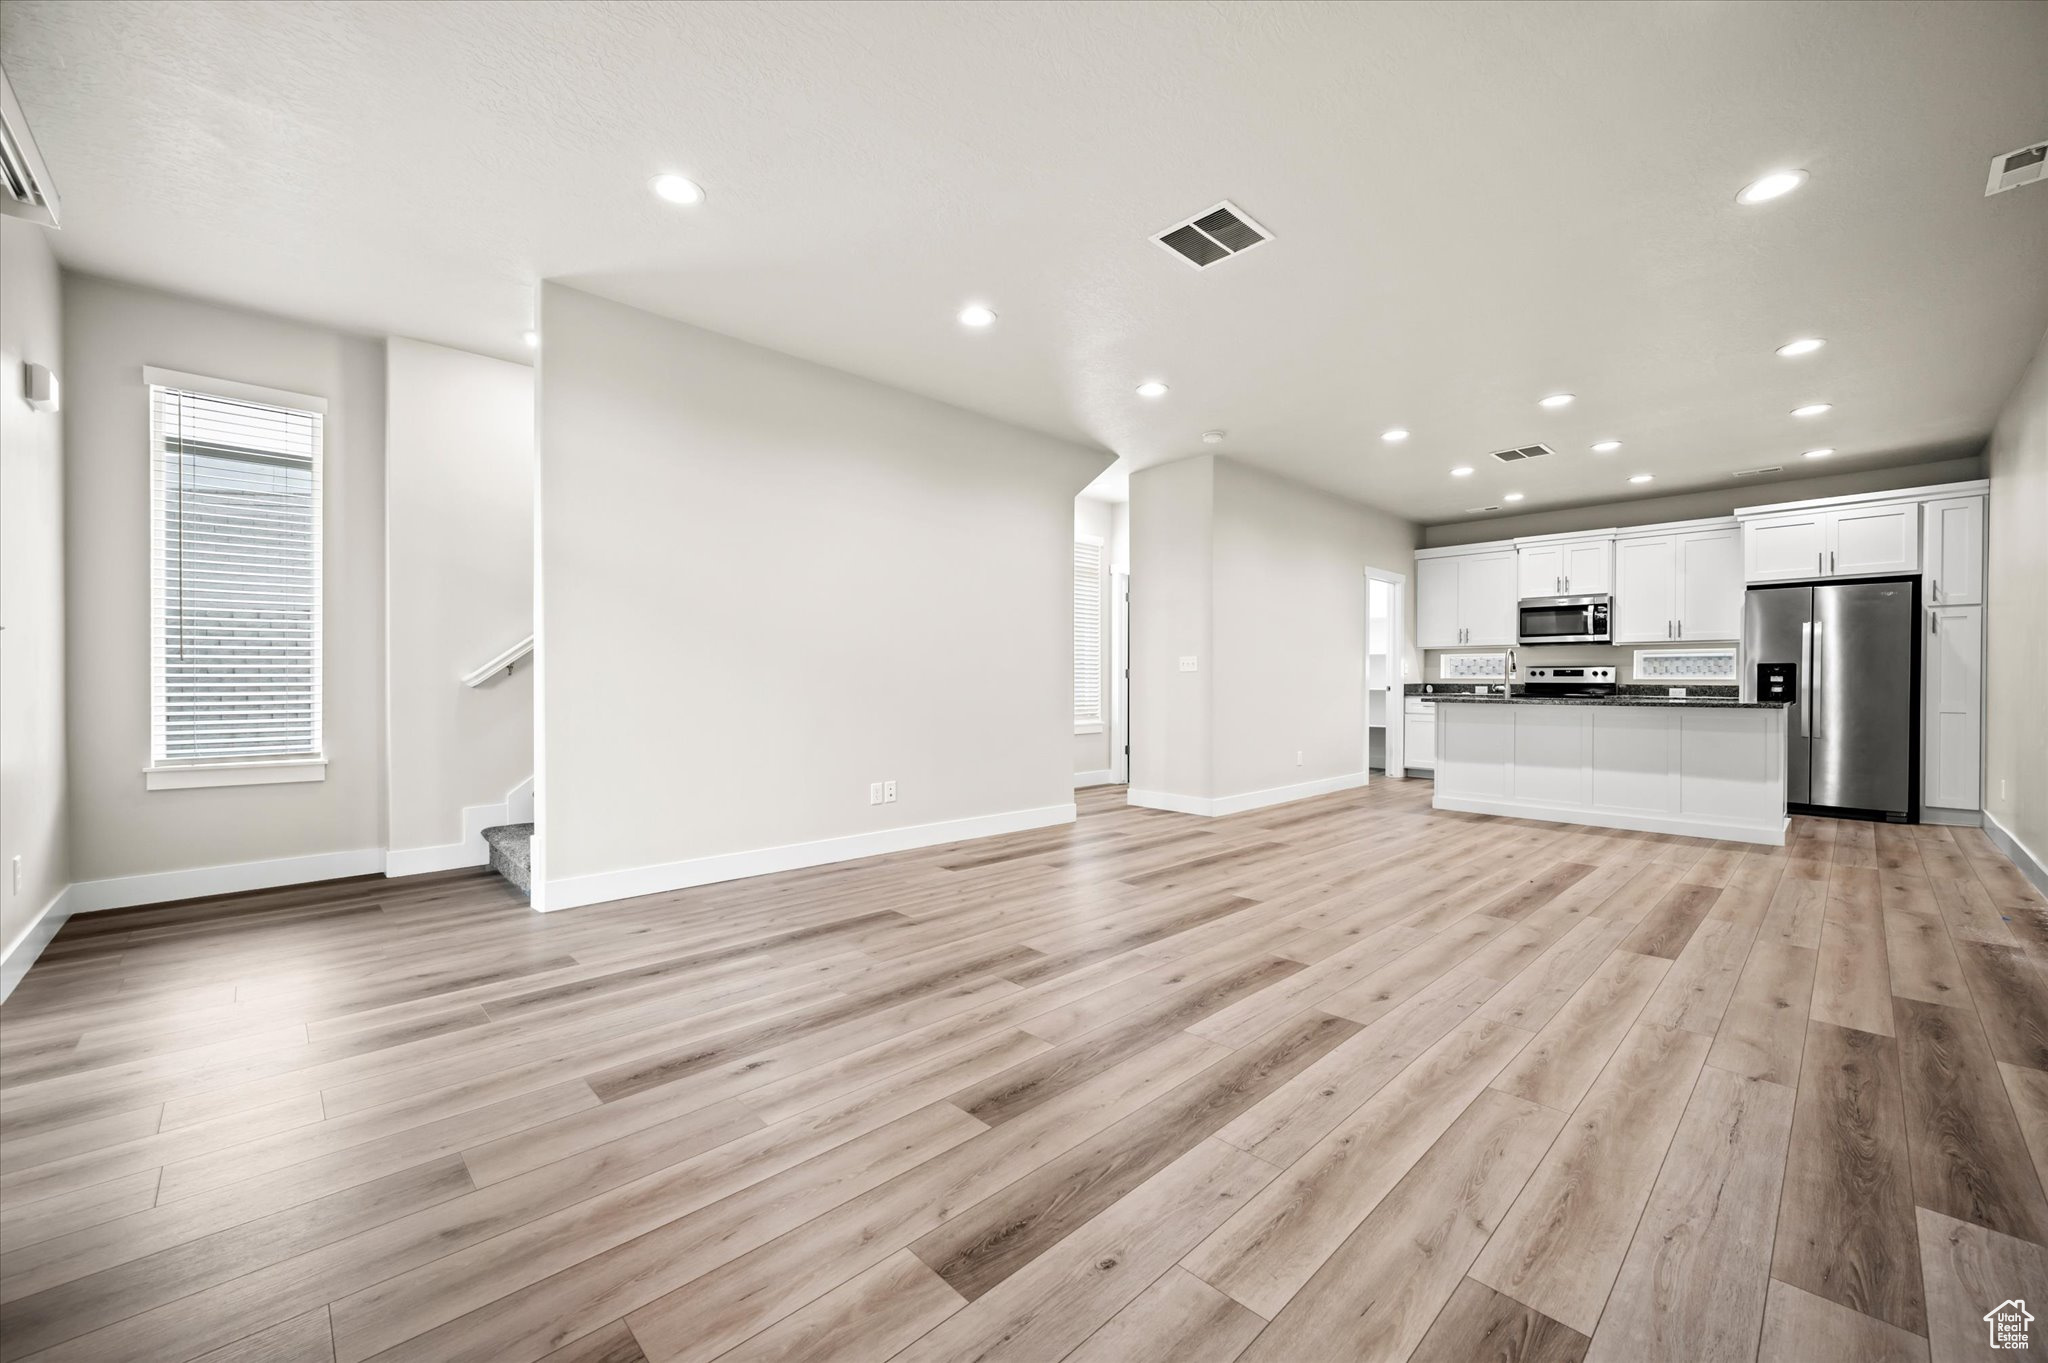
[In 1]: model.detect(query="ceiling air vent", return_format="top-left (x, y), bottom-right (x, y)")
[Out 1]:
top-left (1731, 465), bottom-right (1784, 479)
top-left (0, 64), bottom-right (60, 227)
top-left (1986, 140), bottom-right (2047, 196)
top-left (1153, 201), bottom-right (1271, 269)
top-left (1487, 444), bottom-right (1555, 463)
top-left (1464, 505), bottom-right (1504, 514)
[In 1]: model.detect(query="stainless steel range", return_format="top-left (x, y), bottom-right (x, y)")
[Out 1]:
top-left (1521, 665), bottom-right (1617, 699)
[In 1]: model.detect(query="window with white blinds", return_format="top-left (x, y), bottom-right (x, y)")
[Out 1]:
top-left (1074, 537), bottom-right (1103, 728)
top-left (148, 372), bottom-right (325, 771)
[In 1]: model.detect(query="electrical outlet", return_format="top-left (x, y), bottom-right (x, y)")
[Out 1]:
top-left (884, 780), bottom-right (898, 803)
top-left (1295, 750), bottom-right (1303, 766)
top-left (8, 855), bottom-right (18, 894)
top-left (2001, 779), bottom-right (2008, 801)
top-left (869, 782), bottom-right (883, 805)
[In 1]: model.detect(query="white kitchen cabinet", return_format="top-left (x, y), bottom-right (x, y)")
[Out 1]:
top-left (1416, 546), bottom-right (1518, 647)
top-left (1674, 526), bottom-right (1743, 640)
top-left (1613, 522), bottom-right (1742, 642)
top-left (1404, 696), bottom-right (1436, 771)
top-left (1742, 502), bottom-right (1918, 582)
top-left (1924, 604), bottom-right (1982, 811)
top-left (1923, 496), bottom-right (1984, 606)
top-left (1515, 534), bottom-right (1611, 598)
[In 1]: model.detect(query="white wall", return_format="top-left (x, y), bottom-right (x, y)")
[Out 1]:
top-left (1984, 325), bottom-right (2047, 873)
top-left (384, 338), bottom-right (534, 864)
top-left (0, 216), bottom-right (67, 963)
top-left (63, 274), bottom-right (386, 885)
top-left (534, 283), bottom-right (1107, 908)
top-left (1130, 455), bottom-right (1419, 807)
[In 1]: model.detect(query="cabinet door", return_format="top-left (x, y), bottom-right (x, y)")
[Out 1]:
top-left (1924, 605), bottom-right (1982, 810)
top-left (1403, 716), bottom-right (1436, 769)
top-left (1459, 552), bottom-right (1521, 645)
top-left (1518, 544), bottom-right (1564, 599)
top-left (1743, 513), bottom-right (1827, 582)
top-left (1613, 536), bottom-right (1677, 642)
top-left (1675, 528), bottom-right (1743, 641)
top-left (1924, 497), bottom-right (1984, 606)
top-left (1417, 556), bottom-right (1463, 648)
top-left (1562, 539), bottom-right (1612, 596)
top-left (1827, 503), bottom-right (1918, 576)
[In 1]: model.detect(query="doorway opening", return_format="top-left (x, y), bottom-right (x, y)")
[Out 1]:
top-left (1366, 569), bottom-right (1405, 778)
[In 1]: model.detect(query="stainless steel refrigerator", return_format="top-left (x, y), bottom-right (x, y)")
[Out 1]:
top-left (1743, 579), bottom-right (1919, 819)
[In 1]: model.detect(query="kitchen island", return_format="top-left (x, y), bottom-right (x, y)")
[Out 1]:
top-left (1427, 693), bottom-right (1791, 845)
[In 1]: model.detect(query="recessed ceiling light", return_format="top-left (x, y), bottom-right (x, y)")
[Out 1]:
top-left (1450, 466), bottom-right (1475, 478)
top-left (1802, 448), bottom-right (1835, 459)
top-left (1736, 169), bottom-right (1808, 205)
top-left (1629, 473), bottom-right (1655, 484)
top-left (1791, 403), bottom-right (1832, 417)
top-left (1135, 381), bottom-right (1169, 398)
top-left (1776, 337), bottom-right (1825, 357)
top-left (650, 173), bottom-right (704, 205)
top-left (1590, 440), bottom-right (1621, 453)
top-left (1539, 393), bottom-right (1575, 409)
top-left (522, 331), bottom-right (539, 348)
top-left (957, 304), bottom-right (996, 328)
top-left (1381, 428), bottom-right (1409, 443)
top-left (1201, 429), bottom-right (1226, 444)
top-left (1503, 492), bottom-right (1525, 502)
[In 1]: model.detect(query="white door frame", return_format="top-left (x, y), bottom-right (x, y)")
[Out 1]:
top-left (1111, 569), bottom-right (1130, 784)
top-left (1365, 567), bottom-right (1407, 779)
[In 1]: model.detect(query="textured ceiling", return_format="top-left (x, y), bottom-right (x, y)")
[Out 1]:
top-left (5, 0), bottom-right (2046, 522)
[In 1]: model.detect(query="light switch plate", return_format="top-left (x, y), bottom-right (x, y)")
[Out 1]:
top-left (1178, 656), bottom-right (1198, 672)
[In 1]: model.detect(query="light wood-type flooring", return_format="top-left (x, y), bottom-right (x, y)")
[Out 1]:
top-left (4, 781), bottom-right (2048, 1363)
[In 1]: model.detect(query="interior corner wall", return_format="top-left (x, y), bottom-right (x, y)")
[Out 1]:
top-left (1129, 456), bottom-right (1420, 809)
top-left (1210, 459), bottom-right (1419, 799)
top-left (1, 216), bottom-right (67, 961)
top-left (62, 274), bottom-right (387, 886)
top-left (1984, 323), bottom-right (2048, 870)
top-left (384, 338), bottom-right (534, 860)
top-left (534, 283), bottom-right (1108, 908)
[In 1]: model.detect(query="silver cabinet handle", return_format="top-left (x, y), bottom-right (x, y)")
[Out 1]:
top-left (1932, 578), bottom-right (1939, 603)
top-left (1830, 550), bottom-right (1836, 574)
top-left (1817, 551), bottom-right (1823, 575)
top-left (1931, 610), bottom-right (1939, 634)
top-left (1556, 576), bottom-right (1561, 593)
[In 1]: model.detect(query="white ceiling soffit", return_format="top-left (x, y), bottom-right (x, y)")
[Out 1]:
top-left (3, 1), bottom-right (2045, 523)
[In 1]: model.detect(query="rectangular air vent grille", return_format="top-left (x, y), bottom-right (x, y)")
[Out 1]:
top-left (1986, 140), bottom-right (2047, 196)
top-left (1487, 444), bottom-right (1555, 463)
top-left (1153, 200), bottom-right (1271, 269)
top-left (1731, 465), bottom-right (1784, 478)
top-left (1464, 505), bottom-right (1503, 514)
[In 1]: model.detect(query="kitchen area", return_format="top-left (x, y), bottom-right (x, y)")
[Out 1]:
top-left (1406, 477), bottom-right (1988, 845)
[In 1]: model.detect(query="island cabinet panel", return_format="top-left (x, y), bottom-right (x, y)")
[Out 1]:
top-left (1433, 701), bottom-right (1788, 845)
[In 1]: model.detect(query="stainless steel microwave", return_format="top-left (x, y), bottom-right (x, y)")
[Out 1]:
top-left (1518, 594), bottom-right (1611, 644)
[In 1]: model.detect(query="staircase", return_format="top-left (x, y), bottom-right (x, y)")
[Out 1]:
top-left (482, 823), bottom-right (533, 897)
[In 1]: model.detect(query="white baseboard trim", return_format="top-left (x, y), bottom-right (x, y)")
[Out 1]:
top-left (1128, 772), bottom-right (1369, 819)
top-left (1433, 793), bottom-right (1789, 847)
top-left (1073, 769), bottom-right (1121, 789)
top-left (385, 775), bottom-right (538, 879)
top-left (1921, 806), bottom-right (1984, 828)
top-left (1984, 809), bottom-right (2048, 899)
top-left (1, 885), bottom-right (75, 1003)
top-left (538, 802), bottom-right (1077, 914)
top-left (67, 848), bottom-right (388, 915)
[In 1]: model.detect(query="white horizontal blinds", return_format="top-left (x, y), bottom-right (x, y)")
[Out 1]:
top-left (149, 382), bottom-right (324, 764)
top-left (1074, 538), bottom-right (1103, 725)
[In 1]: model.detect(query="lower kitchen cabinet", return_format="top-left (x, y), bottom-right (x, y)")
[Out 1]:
top-left (1924, 603), bottom-right (1983, 812)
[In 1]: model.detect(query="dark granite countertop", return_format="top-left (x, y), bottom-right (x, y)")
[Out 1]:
top-left (1423, 693), bottom-right (1786, 709)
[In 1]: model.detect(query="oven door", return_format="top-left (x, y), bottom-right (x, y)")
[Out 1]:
top-left (1518, 595), bottom-right (1611, 644)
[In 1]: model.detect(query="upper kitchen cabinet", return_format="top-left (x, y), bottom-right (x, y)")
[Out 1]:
top-left (1515, 531), bottom-right (1613, 599)
top-left (1416, 543), bottom-right (1518, 647)
top-left (1612, 519), bottom-right (1742, 642)
top-left (1739, 496), bottom-right (1918, 582)
top-left (1923, 495), bottom-right (1985, 606)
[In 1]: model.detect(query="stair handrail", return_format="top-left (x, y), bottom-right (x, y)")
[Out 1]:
top-left (463, 635), bottom-right (534, 687)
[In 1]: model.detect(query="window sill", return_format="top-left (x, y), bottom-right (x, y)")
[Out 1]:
top-left (145, 759), bottom-right (327, 791)
top-left (1074, 722), bottom-right (1105, 736)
